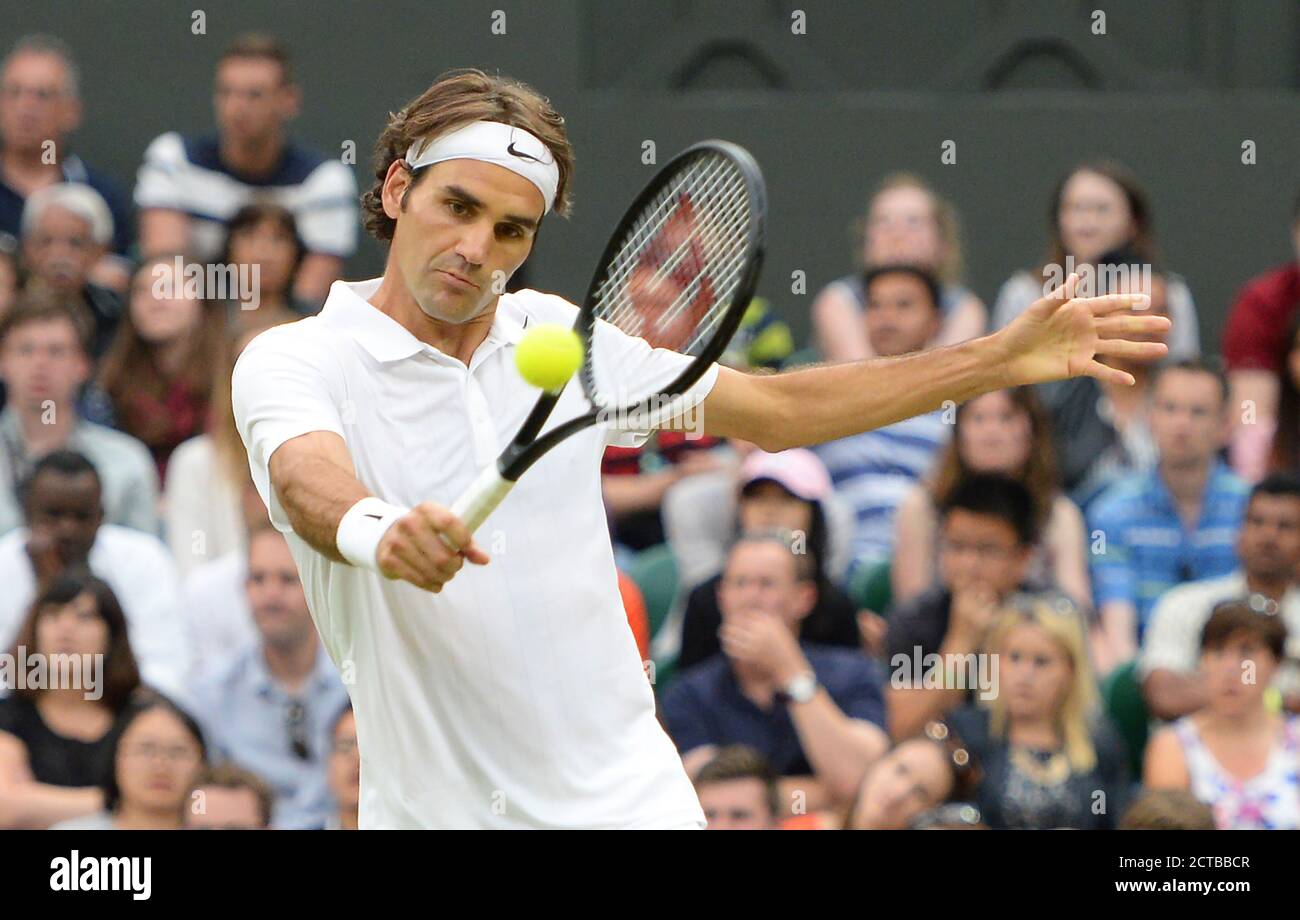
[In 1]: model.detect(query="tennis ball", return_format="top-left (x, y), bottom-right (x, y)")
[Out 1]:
top-left (514, 323), bottom-right (583, 391)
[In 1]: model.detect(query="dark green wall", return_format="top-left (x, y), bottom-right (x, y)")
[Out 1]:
top-left (7, 0), bottom-right (1299, 349)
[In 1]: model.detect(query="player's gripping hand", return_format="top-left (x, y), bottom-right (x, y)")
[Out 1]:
top-left (375, 502), bottom-right (490, 593)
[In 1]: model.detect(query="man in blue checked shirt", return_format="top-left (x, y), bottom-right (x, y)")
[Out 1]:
top-left (1088, 359), bottom-right (1250, 673)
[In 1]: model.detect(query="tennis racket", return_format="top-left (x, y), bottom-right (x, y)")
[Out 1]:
top-left (448, 139), bottom-right (767, 535)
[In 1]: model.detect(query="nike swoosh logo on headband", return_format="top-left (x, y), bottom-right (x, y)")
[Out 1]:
top-left (507, 141), bottom-right (545, 163)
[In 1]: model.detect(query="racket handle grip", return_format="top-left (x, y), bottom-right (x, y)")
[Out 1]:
top-left (448, 464), bottom-right (515, 537)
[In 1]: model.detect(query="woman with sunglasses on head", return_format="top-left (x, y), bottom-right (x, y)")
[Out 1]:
top-left (947, 593), bottom-right (1129, 829)
top-left (49, 693), bottom-right (206, 829)
top-left (1145, 598), bottom-right (1299, 830)
top-left (0, 574), bottom-right (142, 828)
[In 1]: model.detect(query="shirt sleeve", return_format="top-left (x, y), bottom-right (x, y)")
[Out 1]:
top-left (1221, 275), bottom-right (1282, 372)
top-left (589, 318), bottom-right (720, 448)
top-left (85, 170), bottom-right (134, 256)
top-left (124, 536), bottom-right (194, 706)
top-left (885, 594), bottom-right (937, 662)
top-left (830, 656), bottom-right (887, 729)
top-left (231, 327), bottom-right (346, 532)
top-left (114, 441), bottom-right (161, 537)
top-left (133, 132), bottom-right (187, 211)
top-left (1138, 588), bottom-right (1201, 679)
top-left (660, 677), bottom-right (716, 755)
top-left (1087, 498), bottom-right (1136, 609)
top-left (1163, 277), bottom-right (1201, 360)
top-left (294, 161), bottom-right (360, 258)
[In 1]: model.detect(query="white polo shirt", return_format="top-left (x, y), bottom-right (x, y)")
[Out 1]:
top-left (232, 278), bottom-right (717, 829)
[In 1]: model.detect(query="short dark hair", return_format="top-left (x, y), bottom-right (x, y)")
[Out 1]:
top-left (1153, 357), bottom-right (1229, 406)
top-left (1250, 470), bottom-right (1300, 505)
top-left (1200, 598), bottom-right (1287, 661)
top-left (20, 449), bottom-right (101, 509)
top-left (218, 33), bottom-right (293, 84)
top-left (189, 763), bottom-right (275, 828)
top-left (863, 263), bottom-right (941, 313)
top-left (693, 745), bottom-right (780, 820)
top-left (0, 292), bottom-right (93, 354)
top-left (9, 571), bottom-right (140, 711)
top-left (4, 34), bottom-right (80, 98)
top-left (219, 202), bottom-right (306, 284)
top-left (938, 472), bottom-right (1039, 546)
top-left (101, 694), bottom-right (207, 814)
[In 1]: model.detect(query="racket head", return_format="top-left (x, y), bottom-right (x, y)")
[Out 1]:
top-left (574, 140), bottom-right (766, 417)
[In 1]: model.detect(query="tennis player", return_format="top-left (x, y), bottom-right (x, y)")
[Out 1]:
top-left (232, 70), bottom-right (1168, 829)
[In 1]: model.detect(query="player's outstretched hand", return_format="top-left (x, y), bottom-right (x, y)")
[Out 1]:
top-left (375, 502), bottom-right (490, 593)
top-left (996, 271), bottom-right (1171, 388)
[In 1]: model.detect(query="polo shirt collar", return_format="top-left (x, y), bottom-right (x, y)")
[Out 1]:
top-left (320, 279), bottom-right (423, 363)
top-left (1150, 459), bottom-right (1230, 513)
top-left (487, 296), bottom-right (527, 346)
top-left (0, 407), bottom-right (88, 458)
top-left (320, 277), bottom-right (527, 363)
top-left (249, 641), bottom-right (337, 699)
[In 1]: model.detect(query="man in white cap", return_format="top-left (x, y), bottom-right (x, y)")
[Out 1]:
top-left (233, 69), bottom-right (1168, 828)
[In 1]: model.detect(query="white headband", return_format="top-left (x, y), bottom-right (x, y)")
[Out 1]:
top-left (406, 120), bottom-right (559, 215)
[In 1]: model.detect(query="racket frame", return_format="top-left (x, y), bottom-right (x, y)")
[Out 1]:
top-left (451, 140), bottom-right (766, 533)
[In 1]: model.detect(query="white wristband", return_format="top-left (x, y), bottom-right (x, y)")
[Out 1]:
top-left (336, 497), bottom-right (409, 571)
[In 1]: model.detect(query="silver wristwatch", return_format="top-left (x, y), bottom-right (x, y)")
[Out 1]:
top-left (782, 671), bottom-right (819, 705)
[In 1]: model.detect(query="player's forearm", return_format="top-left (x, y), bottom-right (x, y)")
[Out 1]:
top-left (269, 449), bottom-right (370, 563)
top-left (748, 335), bottom-right (1009, 451)
top-left (788, 692), bottom-right (889, 803)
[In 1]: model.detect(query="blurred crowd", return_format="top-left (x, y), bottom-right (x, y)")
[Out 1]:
top-left (0, 33), bottom-right (1297, 831)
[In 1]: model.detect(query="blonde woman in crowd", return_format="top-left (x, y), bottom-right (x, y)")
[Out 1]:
top-left (947, 594), bottom-right (1129, 829)
top-left (811, 173), bottom-right (986, 362)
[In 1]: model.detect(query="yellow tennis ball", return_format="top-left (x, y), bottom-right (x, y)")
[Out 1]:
top-left (514, 323), bottom-right (583, 391)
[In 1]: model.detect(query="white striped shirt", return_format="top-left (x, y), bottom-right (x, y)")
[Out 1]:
top-left (134, 132), bottom-right (358, 259)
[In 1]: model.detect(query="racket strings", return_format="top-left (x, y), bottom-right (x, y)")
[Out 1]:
top-left (595, 153), bottom-right (753, 357)
top-left (599, 165), bottom-right (748, 349)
